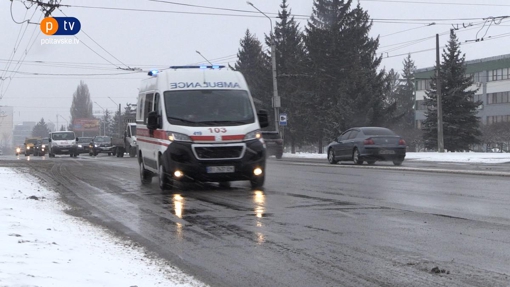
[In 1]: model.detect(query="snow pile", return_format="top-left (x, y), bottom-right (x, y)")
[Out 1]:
top-left (0, 167), bottom-right (207, 287)
top-left (282, 151), bottom-right (510, 163)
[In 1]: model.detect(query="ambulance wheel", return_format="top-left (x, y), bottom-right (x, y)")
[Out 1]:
top-left (158, 162), bottom-right (173, 191)
top-left (139, 160), bottom-right (152, 185)
top-left (250, 174), bottom-right (265, 189)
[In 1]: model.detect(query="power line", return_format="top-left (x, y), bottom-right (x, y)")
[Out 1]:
top-left (57, 8), bottom-right (137, 71)
top-left (64, 4), bottom-right (497, 24)
top-left (360, 0), bottom-right (510, 7)
top-left (0, 69), bottom-right (142, 76)
top-left (1, 6), bottom-right (39, 99)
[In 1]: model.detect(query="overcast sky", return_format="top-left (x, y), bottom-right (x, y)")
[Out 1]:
top-left (1, 0), bottom-right (510, 127)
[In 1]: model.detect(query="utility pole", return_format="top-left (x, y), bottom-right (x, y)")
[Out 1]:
top-left (196, 51), bottom-right (213, 65)
top-left (26, 0), bottom-right (62, 17)
top-left (436, 34), bottom-right (444, 152)
top-left (247, 1), bottom-right (280, 133)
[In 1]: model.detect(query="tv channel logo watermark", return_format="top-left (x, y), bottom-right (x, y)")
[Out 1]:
top-left (40, 17), bottom-right (81, 45)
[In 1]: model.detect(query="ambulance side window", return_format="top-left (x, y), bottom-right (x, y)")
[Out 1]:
top-left (137, 94), bottom-right (144, 123)
top-left (144, 93), bottom-right (154, 124)
top-left (154, 93), bottom-right (161, 116)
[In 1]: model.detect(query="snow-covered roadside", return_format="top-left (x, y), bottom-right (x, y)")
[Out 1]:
top-left (282, 151), bottom-right (510, 164)
top-left (0, 167), bottom-right (207, 287)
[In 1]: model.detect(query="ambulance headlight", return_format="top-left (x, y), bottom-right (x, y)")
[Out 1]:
top-left (167, 132), bottom-right (191, 142)
top-left (244, 130), bottom-right (262, 141)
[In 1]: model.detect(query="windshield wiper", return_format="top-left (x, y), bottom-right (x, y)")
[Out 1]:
top-left (167, 116), bottom-right (196, 124)
top-left (196, 120), bottom-right (248, 125)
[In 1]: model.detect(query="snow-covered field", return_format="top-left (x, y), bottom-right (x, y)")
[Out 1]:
top-left (282, 151), bottom-right (510, 164)
top-left (0, 167), bottom-right (207, 287)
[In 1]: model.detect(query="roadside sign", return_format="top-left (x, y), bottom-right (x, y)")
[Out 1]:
top-left (279, 113), bottom-right (287, 126)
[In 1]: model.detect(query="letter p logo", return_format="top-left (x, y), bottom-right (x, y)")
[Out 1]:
top-left (40, 17), bottom-right (81, 36)
top-left (41, 17), bottom-right (58, 35)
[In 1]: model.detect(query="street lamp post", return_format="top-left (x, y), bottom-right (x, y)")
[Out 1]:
top-left (56, 114), bottom-right (69, 131)
top-left (94, 102), bottom-right (106, 136)
top-left (108, 97), bottom-right (122, 137)
top-left (247, 1), bottom-right (280, 133)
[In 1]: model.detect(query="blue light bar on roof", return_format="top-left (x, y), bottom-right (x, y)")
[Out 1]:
top-left (169, 65), bottom-right (226, 70)
top-left (148, 70), bottom-right (159, 76)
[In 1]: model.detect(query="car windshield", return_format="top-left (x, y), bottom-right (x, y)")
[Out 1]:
top-left (95, 137), bottom-right (110, 142)
top-left (362, 128), bottom-right (395, 136)
top-left (26, 139), bottom-right (38, 144)
top-left (164, 90), bottom-right (255, 126)
top-left (51, 132), bottom-right (75, 140)
top-left (130, 125), bottom-right (136, 136)
top-left (77, 137), bottom-right (92, 143)
top-left (42, 138), bottom-right (49, 144)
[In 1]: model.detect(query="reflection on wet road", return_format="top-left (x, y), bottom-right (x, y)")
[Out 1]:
top-left (2, 155), bottom-right (510, 287)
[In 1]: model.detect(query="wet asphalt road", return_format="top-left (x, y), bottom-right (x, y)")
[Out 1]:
top-left (1, 154), bottom-right (510, 286)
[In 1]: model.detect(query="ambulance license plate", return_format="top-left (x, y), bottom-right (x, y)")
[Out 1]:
top-left (207, 166), bottom-right (235, 173)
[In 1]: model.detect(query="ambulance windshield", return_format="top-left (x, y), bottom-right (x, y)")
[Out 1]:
top-left (164, 90), bottom-right (255, 126)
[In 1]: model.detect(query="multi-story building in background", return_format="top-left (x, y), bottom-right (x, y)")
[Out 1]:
top-left (13, 121), bottom-right (36, 148)
top-left (415, 54), bottom-right (510, 128)
top-left (0, 106), bottom-right (14, 149)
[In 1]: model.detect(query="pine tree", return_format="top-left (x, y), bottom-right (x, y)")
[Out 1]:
top-left (304, 0), bottom-right (388, 152)
top-left (396, 54), bottom-right (417, 131)
top-left (99, 109), bottom-right (113, 136)
top-left (232, 29), bottom-right (272, 128)
top-left (387, 55), bottom-right (422, 149)
top-left (32, 118), bottom-right (50, 138)
top-left (70, 81), bottom-right (93, 132)
top-left (422, 30), bottom-right (481, 151)
top-left (265, 0), bottom-right (308, 153)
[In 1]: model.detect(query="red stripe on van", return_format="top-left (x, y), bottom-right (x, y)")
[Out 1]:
top-left (137, 128), bottom-right (167, 140)
top-left (137, 138), bottom-right (169, 147)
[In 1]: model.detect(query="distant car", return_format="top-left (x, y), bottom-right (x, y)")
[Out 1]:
top-left (90, 136), bottom-right (114, 156)
top-left (262, 131), bottom-right (283, 159)
top-left (76, 137), bottom-right (93, 155)
top-left (34, 138), bottom-right (49, 156)
top-left (326, 127), bottom-right (406, 166)
top-left (15, 146), bottom-right (22, 156)
top-left (24, 138), bottom-right (40, 156)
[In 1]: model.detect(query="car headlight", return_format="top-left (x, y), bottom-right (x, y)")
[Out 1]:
top-left (244, 130), bottom-right (262, 141)
top-left (42, 144), bottom-right (46, 148)
top-left (16, 148), bottom-right (20, 152)
top-left (26, 146), bottom-right (30, 149)
top-left (78, 144), bottom-right (83, 148)
top-left (94, 145), bottom-right (98, 147)
top-left (166, 131), bottom-right (191, 142)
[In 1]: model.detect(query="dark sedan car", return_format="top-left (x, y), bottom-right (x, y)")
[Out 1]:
top-left (76, 137), bottom-right (93, 155)
top-left (89, 136), bottom-right (115, 156)
top-left (326, 127), bottom-right (406, 166)
top-left (262, 131), bottom-right (283, 159)
top-left (34, 138), bottom-right (49, 156)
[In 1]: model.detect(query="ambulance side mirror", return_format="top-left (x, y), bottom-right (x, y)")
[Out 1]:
top-left (257, 109), bottom-right (269, 128)
top-left (147, 111), bottom-right (159, 130)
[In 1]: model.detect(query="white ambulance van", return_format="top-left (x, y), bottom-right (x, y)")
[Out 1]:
top-left (136, 65), bottom-right (269, 190)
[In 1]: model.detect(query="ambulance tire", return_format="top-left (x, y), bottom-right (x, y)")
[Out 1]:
top-left (158, 160), bottom-right (173, 191)
top-left (250, 174), bottom-right (265, 189)
top-left (139, 160), bottom-right (152, 185)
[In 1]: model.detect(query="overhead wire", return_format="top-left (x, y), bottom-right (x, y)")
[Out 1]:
top-left (360, 0), bottom-right (510, 7)
top-left (1, 5), bottom-right (38, 99)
